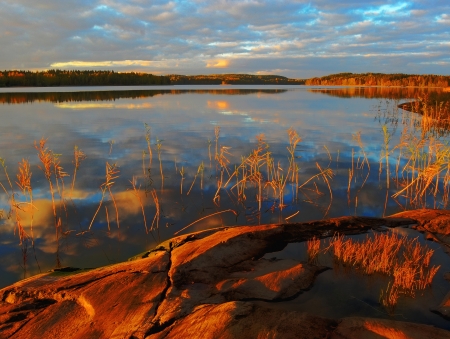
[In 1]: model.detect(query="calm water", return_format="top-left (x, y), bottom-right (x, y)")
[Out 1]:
top-left (0, 85), bottom-right (447, 290)
top-left (263, 227), bottom-right (450, 330)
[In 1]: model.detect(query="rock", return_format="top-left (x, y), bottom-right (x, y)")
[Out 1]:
top-left (433, 291), bottom-right (450, 321)
top-left (215, 258), bottom-right (328, 300)
top-left (391, 209), bottom-right (450, 235)
top-left (0, 211), bottom-right (448, 338)
top-left (147, 301), bottom-right (337, 339)
top-left (391, 209), bottom-right (450, 255)
top-left (151, 224), bottom-right (327, 328)
top-left (0, 250), bottom-right (170, 338)
top-left (332, 317), bottom-right (450, 339)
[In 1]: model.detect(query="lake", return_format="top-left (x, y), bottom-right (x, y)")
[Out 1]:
top-left (0, 85), bottom-right (447, 288)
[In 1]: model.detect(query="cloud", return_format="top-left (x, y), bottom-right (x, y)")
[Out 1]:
top-left (436, 14), bottom-right (450, 25)
top-left (206, 59), bottom-right (230, 68)
top-left (0, 0), bottom-right (449, 76)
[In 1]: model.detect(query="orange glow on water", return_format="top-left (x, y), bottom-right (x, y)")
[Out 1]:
top-left (207, 100), bottom-right (230, 110)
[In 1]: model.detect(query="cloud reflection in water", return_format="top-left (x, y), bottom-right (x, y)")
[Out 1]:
top-left (0, 86), bottom-right (444, 287)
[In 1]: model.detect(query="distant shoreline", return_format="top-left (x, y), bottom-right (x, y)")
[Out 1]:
top-left (0, 70), bottom-right (449, 88)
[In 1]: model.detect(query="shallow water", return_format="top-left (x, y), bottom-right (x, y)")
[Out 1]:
top-left (262, 227), bottom-right (450, 329)
top-left (0, 85), bottom-right (448, 288)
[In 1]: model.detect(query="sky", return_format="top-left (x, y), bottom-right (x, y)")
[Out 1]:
top-left (1, 0), bottom-right (449, 78)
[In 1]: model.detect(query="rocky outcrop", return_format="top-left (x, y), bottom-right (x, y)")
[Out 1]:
top-left (392, 209), bottom-right (450, 235)
top-left (0, 212), bottom-right (449, 338)
top-left (0, 250), bottom-right (171, 338)
top-left (148, 301), bottom-right (337, 339)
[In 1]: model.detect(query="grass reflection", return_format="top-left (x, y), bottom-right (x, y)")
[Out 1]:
top-left (1, 97), bottom-right (450, 283)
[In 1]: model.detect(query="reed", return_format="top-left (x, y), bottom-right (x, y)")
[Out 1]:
top-left (156, 138), bottom-right (164, 189)
top-left (150, 188), bottom-right (160, 243)
top-left (128, 176), bottom-right (159, 243)
top-left (213, 145), bottom-right (232, 205)
top-left (306, 236), bottom-right (320, 263)
top-left (4, 110), bottom-right (450, 284)
top-left (144, 123), bottom-right (153, 167)
top-left (71, 145), bottom-right (85, 198)
top-left (89, 162), bottom-right (120, 230)
top-left (324, 231), bottom-right (440, 311)
top-left (34, 138), bottom-right (62, 267)
top-left (381, 124), bottom-right (391, 189)
top-left (179, 166), bottom-right (185, 194)
top-left (287, 128), bottom-right (301, 183)
top-left (214, 126), bottom-right (220, 161)
top-left (52, 153), bottom-right (69, 232)
top-left (349, 132), bottom-right (371, 211)
top-left (187, 162), bottom-right (204, 195)
top-left (174, 209), bottom-right (237, 235)
top-left (1, 158), bottom-right (36, 277)
top-left (16, 159), bottom-right (40, 272)
top-left (108, 139), bottom-right (115, 155)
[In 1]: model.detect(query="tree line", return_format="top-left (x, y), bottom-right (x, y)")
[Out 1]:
top-left (0, 70), bottom-right (170, 87)
top-left (305, 73), bottom-right (450, 87)
top-left (1, 70), bottom-right (449, 88)
top-left (169, 74), bottom-right (305, 85)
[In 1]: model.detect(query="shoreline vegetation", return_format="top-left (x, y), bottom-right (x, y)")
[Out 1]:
top-left (1, 70), bottom-right (449, 88)
top-left (305, 72), bottom-right (450, 87)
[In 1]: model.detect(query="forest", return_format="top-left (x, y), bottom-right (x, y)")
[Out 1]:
top-left (169, 74), bottom-right (305, 85)
top-left (0, 70), bottom-right (170, 87)
top-left (306, 72), bottom-right (450, 87)
top-left (1, 70), bottom-right (449, 88)
top-left (0, 70), bottom-right (305, 87)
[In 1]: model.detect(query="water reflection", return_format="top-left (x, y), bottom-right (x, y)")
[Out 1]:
top-left (262, 228), bottom-right (450, 330)
top-left (0, 86), bottom-right (449, 291)
top-left (310, 86), bottom-right (446, 100)
top-left (0, 88), bottom-right (288, 104)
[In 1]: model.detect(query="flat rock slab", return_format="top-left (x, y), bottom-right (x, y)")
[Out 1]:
top-left (0, 210), bottom-right (449, 338)
top-left (148, 301), bottom-right (337, 339)
top-left (0, 250), bottom-right (170, 338)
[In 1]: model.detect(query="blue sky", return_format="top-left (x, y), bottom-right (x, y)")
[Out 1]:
top-left (1, 0), bottom-right (449, 77)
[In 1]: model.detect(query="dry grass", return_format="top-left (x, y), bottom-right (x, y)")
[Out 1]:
top-left (150, 188), bottom-right (160, 243)
top-left (34, 138), bottom-right (62, 267)
top-left (144, 123), bottom-right (153, 168)
top-left (306, 236), bottom-right (321, 263)
top-left (89, 162), bottom-right (120, 230)
top-left (323, 231), bottom-right (440, 311)
top-left (156, 138), bottom-right (164, 189)
top-left (71, 145), bottom-right (85, 198)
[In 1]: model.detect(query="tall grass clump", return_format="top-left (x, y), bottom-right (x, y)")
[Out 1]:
top-left (323, 231), bottom-right (440, 312)
top-left (34, 138), bottom-right (64, 267)
top-left (16, 159), bottom-right (40, 273)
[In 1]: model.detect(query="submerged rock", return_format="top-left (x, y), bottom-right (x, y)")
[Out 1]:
top-left (0, 211), bottom-right (449, 338)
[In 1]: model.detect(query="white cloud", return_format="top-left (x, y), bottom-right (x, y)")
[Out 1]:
top-left (0, 0), bottom-right (448, 76)
top-left (436, 14), bottom-right (450, 24)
